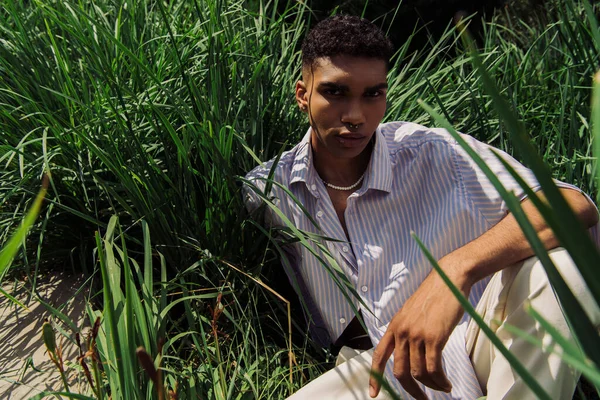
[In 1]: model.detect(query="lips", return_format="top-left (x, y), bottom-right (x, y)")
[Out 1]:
top-left (335, 133), bottom-right (367, 147)
top-left (337, 132), bottom-right (365, 139)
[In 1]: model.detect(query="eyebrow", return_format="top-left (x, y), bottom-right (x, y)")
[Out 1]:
top-left (366, 83), bottom-right (388, 91)
top-left (317, 82), bottom-right (349, 91)
top-left (317, 82), bottom-right (388, 92)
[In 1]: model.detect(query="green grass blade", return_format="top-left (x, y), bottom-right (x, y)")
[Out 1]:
top-left (27, 392), bottom-right (95, 400)
top-left (95, 223), bottom-right (125, 398)
top-left (499, 305), bottom-right (600, 388)
top-left (582, 1), bottom-right (600, 54)
top-left (33, 293), bottom-right (79, 332)
top-left (0, 177), bottom-right (47, 282)
top-left (0, 286), bottom-right (30, 311)
top-left (593, 70), bottom-right (600, 204)
top-left (241, 178), bottom-right (369, 321)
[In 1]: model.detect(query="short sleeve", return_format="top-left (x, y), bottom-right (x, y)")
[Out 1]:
top-left (242, 163), bottom-right (282, 227)
top-left (242, 160), bottom-right (274, 216)
top-left (242, 177), bottom-right (263, 214)
top-left (452, 133), bottom-right (582, 223)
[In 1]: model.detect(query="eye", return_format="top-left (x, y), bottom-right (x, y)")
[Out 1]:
top-left (365, 90), bottom-right (384, 98)
top-left (323, 88), bottom-right (343, 96)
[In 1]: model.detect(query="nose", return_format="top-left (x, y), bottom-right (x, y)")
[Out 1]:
top-left (340, 99), bottom-right (366, 127)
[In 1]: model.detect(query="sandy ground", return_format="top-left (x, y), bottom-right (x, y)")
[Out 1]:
top-left (0, 271), bottom-right (90, 399)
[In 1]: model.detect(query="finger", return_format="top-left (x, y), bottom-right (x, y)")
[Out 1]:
top-left (394, 339), bottom-right (427, 400)
top-left (425, 342), bottom-right (452, 393)
top-left (409, 339), bottom-right (441, 391)
top-left (369, 333), bottom-right (395, 398)
top-left (410, 340), bottom-right (447, 391)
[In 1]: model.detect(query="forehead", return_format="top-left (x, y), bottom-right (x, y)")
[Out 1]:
top-left (304, 55), bottom-right (387, 85)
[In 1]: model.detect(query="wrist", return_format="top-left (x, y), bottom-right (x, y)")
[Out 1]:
top-left (438, 252), bottom-right (478, 292)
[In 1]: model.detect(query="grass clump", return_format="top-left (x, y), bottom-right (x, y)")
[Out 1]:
top-left (0, 0), bottom-right (599, 398)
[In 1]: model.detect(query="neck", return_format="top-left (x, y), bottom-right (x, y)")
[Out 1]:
top-left (312, 138), bottom-right (373, 187)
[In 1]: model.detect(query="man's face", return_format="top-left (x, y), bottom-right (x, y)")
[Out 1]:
top-left (296, 55), bottom-right (388, 161)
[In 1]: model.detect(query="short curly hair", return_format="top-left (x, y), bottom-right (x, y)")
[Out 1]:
top-left (301, 15), bottom-right (394, 69)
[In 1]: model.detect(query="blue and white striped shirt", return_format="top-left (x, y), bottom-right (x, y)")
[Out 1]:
top-left (244, 121), bottom-right (583, 399)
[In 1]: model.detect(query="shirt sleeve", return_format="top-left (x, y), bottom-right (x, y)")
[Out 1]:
top-left (242, 162), bottom-right (271, 216)
top-left (242, 164), bottom-right (284, 228)
top-left (450, 133), bottom-right (586, 224)
top-left (242, 177), bottom-right (263, 214)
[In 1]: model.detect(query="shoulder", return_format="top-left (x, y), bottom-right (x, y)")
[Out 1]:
top-left (379, 121), bottom-right (460, 157)
top-left (242, 144), bottom-right (300, 212)
top-left (244, 141), bottom-right (305, 194)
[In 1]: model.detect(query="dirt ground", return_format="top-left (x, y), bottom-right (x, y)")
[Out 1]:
top-left (0, 271), bottom-right (90, 399)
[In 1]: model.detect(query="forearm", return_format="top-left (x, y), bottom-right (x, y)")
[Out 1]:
top-left (442, 188), bottom-right (598, 289)
top-left (370, 188), bottom-right (597, 398)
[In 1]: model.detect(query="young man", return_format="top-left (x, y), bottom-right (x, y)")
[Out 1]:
top-left (244, 15), bottom-right (600, 399)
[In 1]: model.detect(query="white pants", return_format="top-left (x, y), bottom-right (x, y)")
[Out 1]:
top-left (287, 248), bottom-right (600, 399)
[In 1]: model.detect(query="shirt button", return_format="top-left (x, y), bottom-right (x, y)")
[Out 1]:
top-left (361, 285), bottom-right (368, 293)
top-left (311, 184), bottom-right (317, 191)
top-left (316, 210), bottom-right (324, 218)
top-left (339, 317), bottom-right (346, 324)
top-left (342, 246), bottom-right (349, 253)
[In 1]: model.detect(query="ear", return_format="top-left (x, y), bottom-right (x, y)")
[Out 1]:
top-left (295, 80), bottom-right (308, 112)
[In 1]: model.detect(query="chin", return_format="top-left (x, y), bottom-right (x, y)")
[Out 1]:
top-left (332, 146), bottom-right (370, 159)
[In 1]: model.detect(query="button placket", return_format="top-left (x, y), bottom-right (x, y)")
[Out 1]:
top-left (309, 182), bottom-right (320, 199)
top-left (344, 198), bottom-right (362, 275)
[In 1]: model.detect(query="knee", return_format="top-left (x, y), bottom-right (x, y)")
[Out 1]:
top-left (522, 247), bottom-right (600, 328)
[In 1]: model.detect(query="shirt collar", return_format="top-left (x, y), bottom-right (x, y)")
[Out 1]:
top-left (289, 125), bottom-right (393, 194)
top-left (363, 126), bottom-right (393, 193)
top-left (289, 128), bottom-right (315, 187)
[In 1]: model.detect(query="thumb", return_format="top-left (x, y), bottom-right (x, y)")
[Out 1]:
top-left (369, 370), bottom-right (385, 398)
top-left (369, 336), bottom-right (394, 398)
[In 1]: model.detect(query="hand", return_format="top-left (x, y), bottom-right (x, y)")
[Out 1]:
top-left (369, 259), bottom-right (472, 399)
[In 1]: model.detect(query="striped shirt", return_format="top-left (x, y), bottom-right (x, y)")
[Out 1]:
top-left (244, 121), bottom-right (582, 399)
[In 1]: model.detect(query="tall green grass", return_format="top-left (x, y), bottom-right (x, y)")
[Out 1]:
top-left (1, 0), bottom-right (324, 397)
top-left (386, 2), bottom-right (599, 196)
top-left (1, 0), bottom-right (599, 398)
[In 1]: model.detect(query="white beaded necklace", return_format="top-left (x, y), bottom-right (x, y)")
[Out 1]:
top-left (322, 172), bottom-right (366, 191)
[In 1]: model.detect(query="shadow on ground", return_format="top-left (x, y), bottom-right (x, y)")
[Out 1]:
top-left (0, 271), bottom-right (90, 399)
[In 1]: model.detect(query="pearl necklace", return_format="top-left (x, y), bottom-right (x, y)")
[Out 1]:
top-left (322, 172), bottom-right (366, 191)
